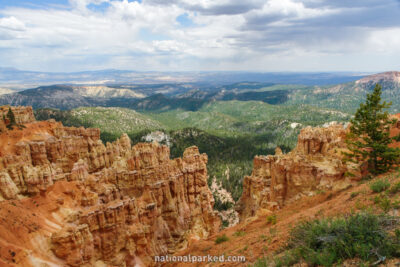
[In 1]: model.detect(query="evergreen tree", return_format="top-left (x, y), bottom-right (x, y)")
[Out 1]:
top-left (6, 107), bottom-right (16, 130)
top-left (344, 84), bottom-right (400, 175)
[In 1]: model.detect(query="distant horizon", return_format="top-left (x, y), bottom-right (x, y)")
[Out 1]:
top-left (0, 67), bottom-right (384, 89)
top-left (0, 66), bottom-right (385, 75)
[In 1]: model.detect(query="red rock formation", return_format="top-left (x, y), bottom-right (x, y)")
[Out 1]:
top-left (0, 105), bottom-right (35, 124)
top-left (236, 124), bottom-right (352, 221)
top-left (0, 109), bottom-right (220, 266)
top-left (0, 118), bottom-right (5, 132)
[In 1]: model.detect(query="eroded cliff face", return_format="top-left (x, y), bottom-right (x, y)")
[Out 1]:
top-left (236, 124), bottom-right (353, 221)
top-left (0, 106), bottom-right (35, 132)
top-left (0, 106), bottom-right (36, 125)
top-left (0, 106), bottom-right (220, 267)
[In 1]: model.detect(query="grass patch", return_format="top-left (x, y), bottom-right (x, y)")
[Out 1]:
top-left (215, 234), bottom-right (229, 244)
top-left (390, 181), bottom-right (400, 194)
top-left (370, 179), bottom-right (391, 193)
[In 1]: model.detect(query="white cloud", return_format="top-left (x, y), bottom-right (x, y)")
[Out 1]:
top-left (368, 28), bottom-right (400, 53)
top-left (153, 40), bottom-right (186, 53)
top-left (0, 16), bottom-right (26, 31)
top-left (0, 0), bottom-right (399, 72)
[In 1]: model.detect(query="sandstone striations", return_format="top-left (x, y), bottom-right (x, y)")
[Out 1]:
top-left (0, 105), bottom-right (35, 132)
top-left (0, 105), bottom-right (35, 124)
top-left (0, 106), bottom-right (220, 266)
top-left (236, 124), bottom-right (352, 221)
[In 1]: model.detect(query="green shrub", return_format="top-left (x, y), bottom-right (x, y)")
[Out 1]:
top-left (396, 229), bottom-right (400, 240)
top-left (213, 194), bottom-right (233, 211)
top-left (274, 252), bottom-right (300, 267)
top-left (390, 182), bottom-right (400, 194)
top-left (376, 195), bottom-right (392, 213)
top-left (233, 231), bottom-right (246, 237)
top-left (350, 191), bottom-right (360, 199)
top-left (370, 179), bottom-right (391, 193)
top-left (215, 234), bottom-right (229, 244)
top-left (253, 257), bottom-right (270, 267)
top-left (272, 212), bottom-right (400, 266)
top-left (266, 214), bottom-right (277, 225)
top-left (392, 200), bottom-right (400, 209)
top-left (221, 220), bottom-right (229, 228)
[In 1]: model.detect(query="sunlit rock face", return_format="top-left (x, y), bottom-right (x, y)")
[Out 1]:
top-left (0, 105), bottom-right (36, 124)
top-left (236, 124), bottom-right (352, 221)
top-left (0, 106), bottom-right (220, 267)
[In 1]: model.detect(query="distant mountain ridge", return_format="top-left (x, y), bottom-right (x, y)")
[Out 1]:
top-left (0, 67), bottom-right (366, 89)
top-left (356, 71), bottom-right (400, 85)
top-left (0, 71), bottom-right (398, 112)
top-left (0, 82), bottom-right (295, 110)
top-left (0, 85), bottom-right (149, 110)
top-left (287, 71), bottom-right (400, 113)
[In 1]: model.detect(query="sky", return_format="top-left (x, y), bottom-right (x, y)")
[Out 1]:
top-left (0, 0), bottom-right (400, 72)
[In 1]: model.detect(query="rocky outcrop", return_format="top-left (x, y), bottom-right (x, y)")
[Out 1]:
top-left (236, 124), bottom-right (352, 221)
top-left (0, 108), bottom-right (220, 266)
top-left (0, 171), bottom-right (19, 199)
top-left (0, 105), bottom-right (35, 124)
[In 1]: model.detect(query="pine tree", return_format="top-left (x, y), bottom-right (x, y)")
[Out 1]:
top-left (6, 107), bottom-right (16, 130)
top-left (344, 84), bottom-right (400, 175)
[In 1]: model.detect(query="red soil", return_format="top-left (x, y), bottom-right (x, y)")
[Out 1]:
top-left (0, 181), bottom-right (82, 266)
top-left (0, 121), bottom-right (60, 156)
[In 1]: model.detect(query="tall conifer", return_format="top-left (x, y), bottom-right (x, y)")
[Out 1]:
top-left (344, 84), bottom-right (400, 174)
top-left (6, 107), bottom-right (16, 130)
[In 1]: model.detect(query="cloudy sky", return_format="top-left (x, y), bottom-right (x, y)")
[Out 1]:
top-left (0, 0), bottom-right (399, 72)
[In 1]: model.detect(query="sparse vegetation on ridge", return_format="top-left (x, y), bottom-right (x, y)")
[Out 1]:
top-left (215, 234), bottom-right (229, 244)
top-left (370, 179), bottom-right (391, 193)
top-left (254, 212), bottom-right (400, 267)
